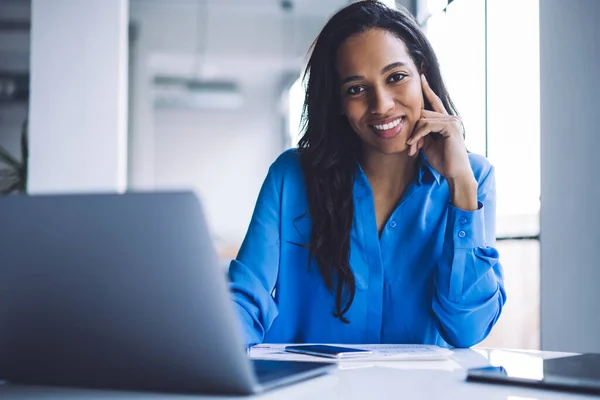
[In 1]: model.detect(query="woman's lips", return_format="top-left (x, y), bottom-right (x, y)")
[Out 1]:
top-left (370, 116), bottom-right (404, 139)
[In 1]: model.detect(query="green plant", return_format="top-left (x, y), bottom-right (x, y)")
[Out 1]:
top-left (0, 120), bottom-right (28, 194)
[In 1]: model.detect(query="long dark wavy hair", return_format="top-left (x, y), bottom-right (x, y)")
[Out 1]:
top-left (297, 0), bottom-right (458, 323)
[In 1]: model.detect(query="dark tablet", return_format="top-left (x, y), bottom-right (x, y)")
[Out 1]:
top-left (467, 353), bottom-right (600, 395)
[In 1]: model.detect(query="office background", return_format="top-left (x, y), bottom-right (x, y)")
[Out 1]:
top-left (0, 0), bottom-right (598, 354)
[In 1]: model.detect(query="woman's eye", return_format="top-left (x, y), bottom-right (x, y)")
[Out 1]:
top-left (388, 73), bottom-right (407, 83)
top-left (346, 86), bottom-right (365, 95)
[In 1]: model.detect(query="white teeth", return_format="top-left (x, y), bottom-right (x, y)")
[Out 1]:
top-left (373, 117), bottom-right (402, 131)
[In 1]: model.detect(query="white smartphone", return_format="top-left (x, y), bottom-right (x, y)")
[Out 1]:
top-left (284, 344), bottom-right (373, 359)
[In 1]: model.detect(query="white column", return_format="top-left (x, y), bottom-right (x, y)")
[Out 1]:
top-left (28, 0), bottom-right (129, 194)
top-left (540, 0), bottom-right (600, 353)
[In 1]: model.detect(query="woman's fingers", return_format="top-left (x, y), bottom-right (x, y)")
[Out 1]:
top-left (421, 75), bottom-right (448, 115)
top-left (421, 109), bottom-right (450, 118)
top-left (408, 119), bottom-right (449, 144)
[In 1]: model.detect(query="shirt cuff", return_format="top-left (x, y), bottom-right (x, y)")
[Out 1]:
top-left (234, 301), bottom-right (261, 348)
top-left (448, 201), bottom-right (486, 249)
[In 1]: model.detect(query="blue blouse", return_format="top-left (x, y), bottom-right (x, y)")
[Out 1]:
top-left (228, 149), bottom-right (505, 348)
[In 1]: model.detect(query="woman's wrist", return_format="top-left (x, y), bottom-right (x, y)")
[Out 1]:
top-left (447, 175), bottom-right (478, 211)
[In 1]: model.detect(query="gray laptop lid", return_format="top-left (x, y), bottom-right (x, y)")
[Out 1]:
top-left (0, 192), bottom-right (259, 394)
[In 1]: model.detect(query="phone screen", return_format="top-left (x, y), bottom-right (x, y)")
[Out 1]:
top-left (284, 344), bottom-right (373, 359)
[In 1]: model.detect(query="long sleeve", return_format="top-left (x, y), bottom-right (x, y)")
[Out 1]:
top-left (431, 165), bottom-right (506, 348)
top-left (228, 165), bottom-right (282, 348)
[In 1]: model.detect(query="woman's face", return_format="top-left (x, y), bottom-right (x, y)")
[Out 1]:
top-left (336, 28), bottom-right (423, 156)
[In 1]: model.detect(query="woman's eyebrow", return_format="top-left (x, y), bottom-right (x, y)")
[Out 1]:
top-left (381, 61), bottom-right (407, 74)
top-left (340, 61), bottom-right (408, 85)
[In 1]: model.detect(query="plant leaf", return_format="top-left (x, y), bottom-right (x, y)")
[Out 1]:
top-left (20, 120), bottom-right (28, 191)
top-left (0, 168), bottom-right (17, 178)
top-left (17, 180), bottom-right (27, 193)
top-left (3, 180), bottom-right (21, 195)
top-left (21, 120), bottom-right (28, 165)
top-left (0, 177), bottom-right (19, 194)
top-left (0, 145), bottom-right (21, 169)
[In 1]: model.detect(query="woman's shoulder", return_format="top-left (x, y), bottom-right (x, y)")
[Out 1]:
top-left (269, 148), bottom-right (303, 178)
top-left (265, 148), bottom-right (305, 190)
top-left (272, 148), bottom-right (301, 168)
top-left (467, 152), bottom-right (494, 183)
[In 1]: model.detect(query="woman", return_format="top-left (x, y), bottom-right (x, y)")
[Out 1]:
top-left (229, 0), bottom-right (505, 348)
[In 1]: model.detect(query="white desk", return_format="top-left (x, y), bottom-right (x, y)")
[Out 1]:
top-left (0, 348), bottom-right (596, 399)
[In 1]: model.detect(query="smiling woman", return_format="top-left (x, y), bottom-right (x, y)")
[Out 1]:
top-left (337, 32), bottom-right (422, 146)
top-left (228, 0), bottom-right (505, 349)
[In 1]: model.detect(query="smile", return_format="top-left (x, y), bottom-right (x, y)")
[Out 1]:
top-left (369, 116), bottom-right (405, 139)
top-left (372, 117), bottom-right (403, 131)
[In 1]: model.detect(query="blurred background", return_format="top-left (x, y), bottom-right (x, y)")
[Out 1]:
top-left (1, 0), bottom-right (598, 354)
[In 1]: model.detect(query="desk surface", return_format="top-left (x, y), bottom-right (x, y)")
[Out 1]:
top-left (1, 348), bottom-right (596, 399)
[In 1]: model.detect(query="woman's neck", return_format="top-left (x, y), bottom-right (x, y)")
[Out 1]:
top-left (360, 149), bottom-right (419, 198)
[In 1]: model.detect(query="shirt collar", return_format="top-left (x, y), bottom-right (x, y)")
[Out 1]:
top-left (355, 150), bottom-right (441, 189)
top-left (354, 150), bottom-right (442, 197)
top-left (417, 151), bottom-right (441, 185)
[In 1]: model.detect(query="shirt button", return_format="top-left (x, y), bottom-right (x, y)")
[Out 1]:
top-left (459, 216), bottom-right (468, 224)
top-left (389, 220), bottom-right (397, 228)
top-left (458, 230), bottom-right (466, 238)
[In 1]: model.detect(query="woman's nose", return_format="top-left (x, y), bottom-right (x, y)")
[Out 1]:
top-left (369, 87), bottom-right (395, 115)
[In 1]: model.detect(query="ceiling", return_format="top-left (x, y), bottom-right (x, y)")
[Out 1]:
top-left (130, 0), bottom-right (352, 17)
top-left (131, 0), bottom-right (353, 88)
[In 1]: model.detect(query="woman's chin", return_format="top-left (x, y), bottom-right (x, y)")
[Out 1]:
top-left (365, 142), bottom-right (414, 156)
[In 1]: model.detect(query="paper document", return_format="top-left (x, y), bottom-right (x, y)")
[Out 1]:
top-left (249, 343), bottom-right (453, 362)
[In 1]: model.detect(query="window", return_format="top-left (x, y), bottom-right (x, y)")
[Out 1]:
top-left (425, 0), bottom-right (540, 349)
top-left (425, 0), bottom-right (486, 155)
top-left (380, 0), bottom-right (398, 9)
top-left (487, 0), bottom-right (540, 238)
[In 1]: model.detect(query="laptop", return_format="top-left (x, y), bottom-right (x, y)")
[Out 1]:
top-left (0, 192), bottom-right (334, 395)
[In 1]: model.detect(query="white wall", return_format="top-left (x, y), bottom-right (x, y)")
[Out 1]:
top-left (28, 0), bottom-right (129, 194)
top-left (153, 84), bottom-right (283, 248)
top-left (540, 0), bottom-right (600, 353)
top-left (128, 1), bottom-right (338, 252)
